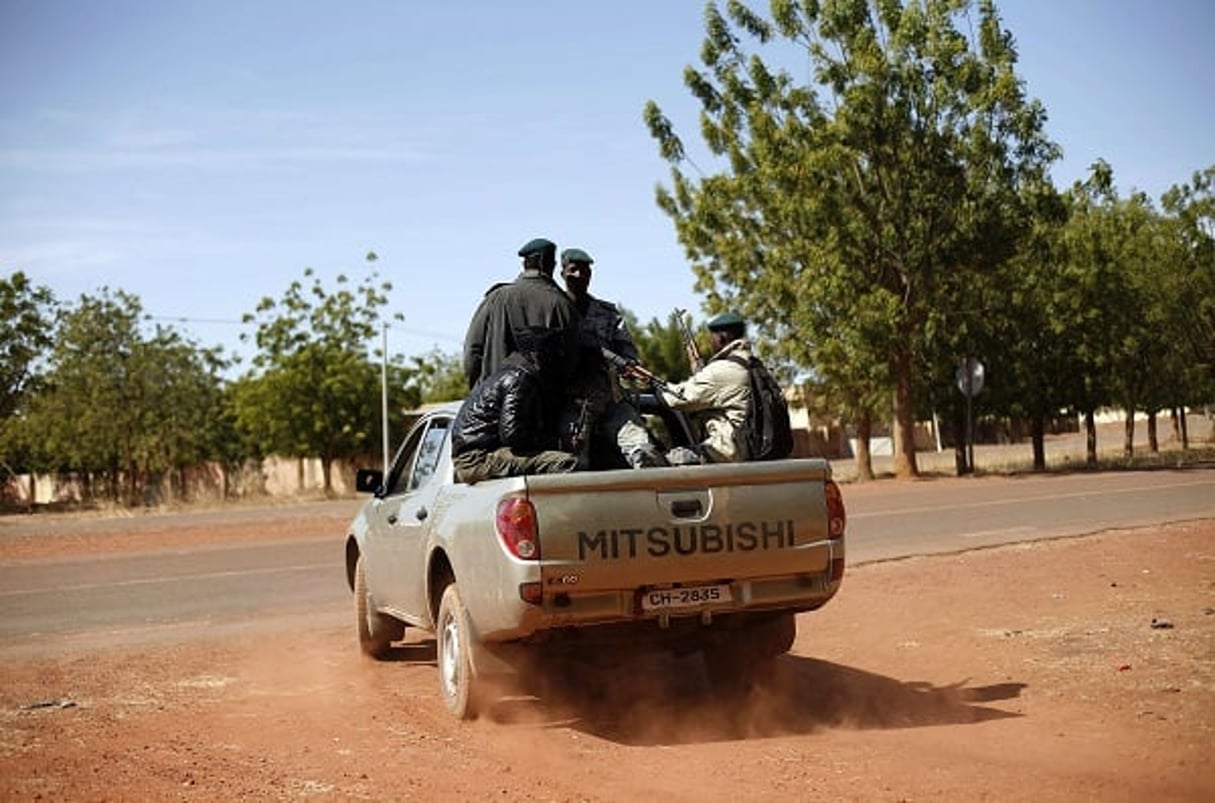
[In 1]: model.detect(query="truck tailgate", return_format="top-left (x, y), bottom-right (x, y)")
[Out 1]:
top-left (525, 459), bottom-right (836, 591)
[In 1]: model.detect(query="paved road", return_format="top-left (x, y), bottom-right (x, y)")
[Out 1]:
top-left (2, 468), bottom-right (1213, 654)
top-left (841, 467), bottom-right (1215, 563)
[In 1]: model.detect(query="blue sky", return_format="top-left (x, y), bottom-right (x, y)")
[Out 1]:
top-left (2, 0), bottom-right (1212, 372)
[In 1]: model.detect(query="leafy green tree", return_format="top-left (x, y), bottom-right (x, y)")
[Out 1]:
top-left (134, 331), bottom-right (236, 499)
top-left (1058, 163), bottom-right (1139, 464)
top-left (1053, 164), bottom-right (1214, 461)
top-left (1112, 196), bottom-right (1181, 458)
top-left (29, 289), bottom-right (150, 501)
top-left (982, 182), bottom-right (1074, 470)
top-left (628, 308), bottom-right (699, 382)
top-left (1161, 166), bottom-right (1215, 392)
top-left (238, 264), bottom-right (401, 495)
top-left (1, 272), bottom-right (57, 491)
top-left (405, 348), bottom-right (464, 405)
top-left (645, 0), bottom-right (1057, 478)
top-left (17, 289), bottom-right (232, 505)
top-left (1130, 168), bottom-right (1215, 451)
top-left (1, 272), bottom-right (56, 423)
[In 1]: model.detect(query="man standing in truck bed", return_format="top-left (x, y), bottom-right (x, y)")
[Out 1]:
top-left (463, 237), bottom-right (580, 391)
top-left (558, 247), bottom-right (666, 469)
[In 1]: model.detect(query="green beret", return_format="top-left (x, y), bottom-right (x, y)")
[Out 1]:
top-left (560, 247), bottom-right (593, 265)
top-left (707, 311), bottom-right (746, 331)
top-left (517, 238), bottom-right (556, 258)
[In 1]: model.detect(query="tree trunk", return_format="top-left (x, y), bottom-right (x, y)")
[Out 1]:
top-left (1084, 409), bottom-right (1097, 467)
top-left (1171, 407), bottom-right (1182, 442)
top-left (296, 457), bottom-right (305, 493)
top-left (322, 457), bottom-right (334, 498)
top-left (1123, 408), bottom-right (1135, 459)
top-left (891, 345), bottom-right (919, 479)
top-left (1147, 410), bottom-right (1159, 454)
top-left (1180, 408), bottom-right (1189, 448)
top-left (1031, 413), bottom-right (1046, 471)
top-left (854, 409), bottom-right (875, 482)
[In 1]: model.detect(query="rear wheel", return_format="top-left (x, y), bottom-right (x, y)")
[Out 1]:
top-left (436, 584), bottom-right (479, 720)
top-left (354, 554), bottom-right (404, 658)
top-left (702, 613), bottom-right (795, 698)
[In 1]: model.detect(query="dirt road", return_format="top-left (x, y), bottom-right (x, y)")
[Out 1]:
top-left (1, 510), bottom-right (1212, 801)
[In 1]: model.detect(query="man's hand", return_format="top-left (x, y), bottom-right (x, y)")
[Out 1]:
top-left (620, 363), bottom-right (649, 382)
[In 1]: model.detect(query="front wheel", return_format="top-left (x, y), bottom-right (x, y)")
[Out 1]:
top-left (355, 554), bottom-right (405, 658)
top-left (436, 583), bottom-right (479, 720)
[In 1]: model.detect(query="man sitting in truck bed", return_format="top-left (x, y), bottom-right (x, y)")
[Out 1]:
top-left (657, 312), bottom-right (753, 464)
top-left (451, 327), bottom-right (580, 484)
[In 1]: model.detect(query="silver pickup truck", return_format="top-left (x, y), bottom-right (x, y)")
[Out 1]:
top-left (344, 401), bottom-right (846, 719)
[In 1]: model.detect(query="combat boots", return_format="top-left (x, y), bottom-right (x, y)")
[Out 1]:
top-left (627, 445), bottom-right (669, 469)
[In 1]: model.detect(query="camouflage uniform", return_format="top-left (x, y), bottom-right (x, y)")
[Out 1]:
top-left (660, 337), bottom-right (753, 463)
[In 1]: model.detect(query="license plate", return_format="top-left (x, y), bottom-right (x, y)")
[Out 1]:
top-left (640, 584), bottom-right (732, 611)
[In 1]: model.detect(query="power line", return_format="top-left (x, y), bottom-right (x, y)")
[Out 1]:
top-left (145, 314), bottom-right (461, 344)
top-left (146, 315), bottom-right (247, 326)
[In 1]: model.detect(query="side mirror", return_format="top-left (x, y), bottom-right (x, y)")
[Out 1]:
top-left (355, 468), bottom-right (384, 495)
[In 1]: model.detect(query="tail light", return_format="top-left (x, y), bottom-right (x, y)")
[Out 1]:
top-left (825, 480), bottom-right (846, 540)
top-left (496, 497), bottom-right (540, 560)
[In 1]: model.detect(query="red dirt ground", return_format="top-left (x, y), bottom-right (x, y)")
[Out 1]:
top-left (0, 509), bottom-right (1212, 802)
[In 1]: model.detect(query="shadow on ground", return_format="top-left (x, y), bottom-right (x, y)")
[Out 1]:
top-left (479, 652), bottom-right (1024, 746)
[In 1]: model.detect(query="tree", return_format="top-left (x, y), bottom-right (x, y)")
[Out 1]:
top-left (0, 272), bottom-right (57, 502)
top-left (1161, 166), bottom-right (1215, 390)
top-left (405, 348), bottom-right (464, 405)
top-left (238, 264), bottom-right (401, 495)
top-left (133, 330), bottom-right (236, 499)
top-left (1, 272), bottom-right (56, 479)
top-left (14, 289), bottom-right (233, 505)
top-left (983, 181), bottom-right (1074, 471)
top-left (645, 0), bottom-right (1057, 478)
top-left (1057, 162), bottom-right (1144, 464)
top-left (1, 272), bottom-right (56, 423)
top-left (628, 308), bottom-right (699, 382)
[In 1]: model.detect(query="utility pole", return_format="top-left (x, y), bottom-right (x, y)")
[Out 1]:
top-left (955, 356), bottom-right (985, 475)
top-left (381, 322), bottom-right (390, 473)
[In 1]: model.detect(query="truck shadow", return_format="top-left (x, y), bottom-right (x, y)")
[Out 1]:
top-left (379, 639), bottom-right (437, 663)
top-left (486, 653), bottom-right (1025, 746)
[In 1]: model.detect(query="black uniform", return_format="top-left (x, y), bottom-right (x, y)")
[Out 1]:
top-left (451, 351), bottom-right (578, 484)
top-left (462, 271), bottom-right (580, 390)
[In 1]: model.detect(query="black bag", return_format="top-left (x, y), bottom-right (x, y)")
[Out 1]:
top-left (728, 355), bottom-right (794, 461)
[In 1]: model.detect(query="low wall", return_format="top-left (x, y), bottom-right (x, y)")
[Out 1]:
top-left (1, 455), bottom-right (373, 507)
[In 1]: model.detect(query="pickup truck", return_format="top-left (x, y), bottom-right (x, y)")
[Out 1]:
top-left (344, 400), bottom-right (846, 719)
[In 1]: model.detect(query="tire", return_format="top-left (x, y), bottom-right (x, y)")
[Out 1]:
top-left (354, 554), bottom-right (404, 659)
top-left (702, 614), bottom-right (795, 698)
top-left (436, 583), bottom-right (479, 720)
top-left (756, 612), bottom-right (797, 657)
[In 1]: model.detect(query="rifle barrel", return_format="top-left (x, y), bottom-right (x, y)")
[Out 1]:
top-left (600, 347), bottom-right (684, 400)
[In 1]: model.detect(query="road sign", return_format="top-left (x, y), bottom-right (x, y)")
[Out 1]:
top-left (956, 357), bottom-right (985, 398)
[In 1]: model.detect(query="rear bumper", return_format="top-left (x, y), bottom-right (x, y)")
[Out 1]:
top-left (479, 569), bottom-right (841, 644)
top-left (472, 605), bottom-right (811, 676)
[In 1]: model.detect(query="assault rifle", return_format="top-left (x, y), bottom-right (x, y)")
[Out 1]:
top-left (563, 396), bottom-right (593, 455)
top-left (600, 347), bottom-right (685, 401)
top-left (674, 308), bottom-right (705, 372)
